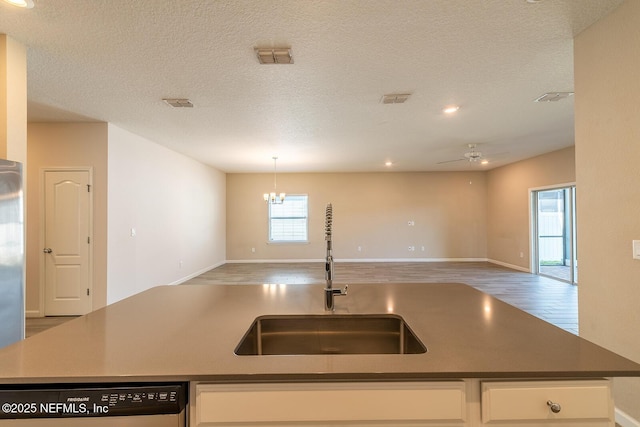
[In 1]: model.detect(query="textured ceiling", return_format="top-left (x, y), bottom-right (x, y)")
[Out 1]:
top-left (0, 0), bottom-right (624, 172)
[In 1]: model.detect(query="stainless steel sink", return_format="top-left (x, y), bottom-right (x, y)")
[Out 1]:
top-left (234, 314), bottom-right (427, 355)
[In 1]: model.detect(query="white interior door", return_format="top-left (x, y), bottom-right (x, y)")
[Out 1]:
top-left (43, 169), bottom-right (92, 315)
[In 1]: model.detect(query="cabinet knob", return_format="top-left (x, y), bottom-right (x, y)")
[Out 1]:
top-left (43, 248), bottom-right (52, 254)
top-left (547, 400), bottom-right (562, 413)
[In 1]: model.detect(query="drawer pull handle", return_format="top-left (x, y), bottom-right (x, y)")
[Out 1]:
top-left (547, 400), bottom-right (562, 413)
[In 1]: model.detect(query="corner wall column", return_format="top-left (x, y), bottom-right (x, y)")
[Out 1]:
top-left (0, 33), bottom-right (27, 162)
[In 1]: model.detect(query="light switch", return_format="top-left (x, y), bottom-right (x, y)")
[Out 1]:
top-left (633, 240), bottom-right (640, 260)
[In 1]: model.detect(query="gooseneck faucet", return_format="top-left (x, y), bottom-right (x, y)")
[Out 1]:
top-left (324, 203), bottom-right (347, 311)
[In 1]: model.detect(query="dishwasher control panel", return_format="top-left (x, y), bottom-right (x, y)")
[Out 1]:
top-left (0, 383), bottom-right (185, 419)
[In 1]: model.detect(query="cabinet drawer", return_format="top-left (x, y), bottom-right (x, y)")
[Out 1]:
top-left (195, 382), bottom-right (466, 425)
top-left (481, 380), bottom-right (612, 423)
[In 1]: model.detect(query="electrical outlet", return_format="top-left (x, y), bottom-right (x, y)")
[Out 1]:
top-left (130, 228), bottom-right (136, 237)
top-left (251, 247), bottom-right (256, 253)
top-left (408, 220), bottom-right (415, 226)
top-left (633, 240), bottom-right (640, 260)
top-left (357, 246), bottom-right (362, 252)
top-left (520, 252), bottom-right (524, 258)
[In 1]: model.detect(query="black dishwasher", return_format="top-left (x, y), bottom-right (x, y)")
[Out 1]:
top-left (0, 383), bottom-right (186, 426)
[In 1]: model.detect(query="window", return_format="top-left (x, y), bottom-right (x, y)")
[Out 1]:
top-left (268, 195), bottom-right (308, 242)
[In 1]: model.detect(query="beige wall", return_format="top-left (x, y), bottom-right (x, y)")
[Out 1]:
top-left (0, 34), bottom-right (27, 163)
top-left (227, 172), bottom-right (487, 261)
top-left (486, 147), bottom-right (575, 271)
top-left (107, 124), bottom-right (226, 303)
top-left (27, 122), bottom-right (228, 311)
top-left (574, 0), bottom-right (640, 421)
top-left (26, 122), bottom-right (108, 313)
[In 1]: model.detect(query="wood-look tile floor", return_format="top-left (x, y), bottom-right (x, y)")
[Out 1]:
top-left (186, 261), bottom-right (579, 335)
top-left (27, 262), bottom-right (578, 337)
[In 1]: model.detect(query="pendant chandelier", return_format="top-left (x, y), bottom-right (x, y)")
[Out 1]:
top-left (263, 157), bottom-right (285, 204)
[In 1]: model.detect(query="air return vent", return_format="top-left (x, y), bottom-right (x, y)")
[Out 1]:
top-left (534, 92), bottom-right (574, 102)
top-left (255, 48), bottom-right (293, 64)
top-left (163, 98), bottom-right (194, 108)
top-left (381, 93), bottom-right (411, 104)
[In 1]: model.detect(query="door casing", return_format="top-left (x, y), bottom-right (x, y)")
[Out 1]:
top-left (529, 182), bottom-right (577, 284)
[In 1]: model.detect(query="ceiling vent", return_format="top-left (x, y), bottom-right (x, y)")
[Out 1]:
top-left (255, 48), bottom-right (293, 64)
top-left (534, 92), bottom-right (574, 102)
top-left (163, 98), bottom-right (194, 108)
top-left (381, 93), bottom-right (411, 104)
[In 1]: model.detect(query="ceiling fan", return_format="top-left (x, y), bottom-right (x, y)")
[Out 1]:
top-left (437, 144), bottom-right (484, 164)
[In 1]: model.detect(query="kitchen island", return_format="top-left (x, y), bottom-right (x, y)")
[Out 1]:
top-left (1, 282), bottom-right (639, 425)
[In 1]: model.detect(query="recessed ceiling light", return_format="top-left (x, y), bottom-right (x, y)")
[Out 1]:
top-left (443, 105), bottom-right (460, 114)
top-left (3, 0), bottom-right (34, 8)
top-left (481, 160), bottom-right (489, 165)
top-left (385, 161), bottom-right (393, 167)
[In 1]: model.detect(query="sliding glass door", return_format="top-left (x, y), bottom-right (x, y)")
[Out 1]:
top-left (532, 186), bottom-right (577, 284)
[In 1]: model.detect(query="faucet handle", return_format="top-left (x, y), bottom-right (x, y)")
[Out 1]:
top-left (336, 284), bottom-right (348, 296)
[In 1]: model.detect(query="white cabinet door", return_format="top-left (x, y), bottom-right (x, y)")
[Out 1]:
top-left (481, 379), bottom-right (613, 427)
top-left (193, 382), bottom-right (467, 426)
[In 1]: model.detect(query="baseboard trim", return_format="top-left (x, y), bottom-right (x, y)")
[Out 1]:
top-left (617, 407), bottom-right (640, 427)
top-left (226, 258), bottom-right (490, 264)
top-left (226, 259), bottom-right (324, 264)
top-left (168, 261), bottom-right (226, 286)
top-left (487, 258), bottom-right (530, 273)
top-left (25, 310), bottom-right (42, 318)
top-left (338, 258), bottom-right (489, 263)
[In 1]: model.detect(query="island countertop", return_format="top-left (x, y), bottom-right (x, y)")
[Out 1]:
top-left (1, 282), bottom-right (639, 384)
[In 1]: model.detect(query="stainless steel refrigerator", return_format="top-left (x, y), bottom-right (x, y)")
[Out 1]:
top-left (0, 159), bottom-right (24, 348)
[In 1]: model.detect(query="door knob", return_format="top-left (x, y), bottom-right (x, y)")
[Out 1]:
top-left (43, 248), bottom-right (52, 254)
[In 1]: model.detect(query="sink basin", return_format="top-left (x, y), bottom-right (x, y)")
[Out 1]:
top-left (234, 314), bottom-right (427, 355)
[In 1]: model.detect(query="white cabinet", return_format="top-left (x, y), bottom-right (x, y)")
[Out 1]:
top-left (190, 379), bottom-right (613, 427)
top-left (481, 380), bottom-right (613, 427)
top-left (192, 382), bottom-right (468, 426)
